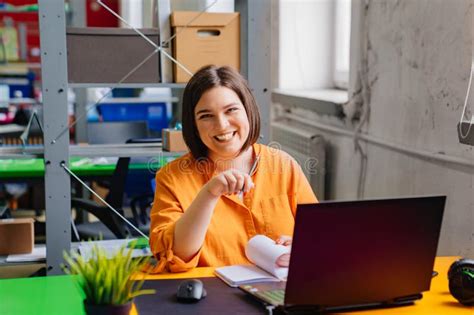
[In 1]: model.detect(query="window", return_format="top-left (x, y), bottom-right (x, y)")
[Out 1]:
top-left (333, 0), bottom-right (351, 89)
top-left (278, 0), bottom-right (351, 90)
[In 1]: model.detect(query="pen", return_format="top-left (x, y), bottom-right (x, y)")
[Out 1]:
top-left (239, 155), bottom-right (260, 199)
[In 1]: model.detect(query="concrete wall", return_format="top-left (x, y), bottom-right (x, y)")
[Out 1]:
top-left (276, 0), bottom-right (473, 257)
top-left (357, 0), bottom-right (473, 257)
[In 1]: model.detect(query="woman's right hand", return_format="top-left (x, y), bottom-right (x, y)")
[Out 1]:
top-left (204, 169), bottom-right (254, 197)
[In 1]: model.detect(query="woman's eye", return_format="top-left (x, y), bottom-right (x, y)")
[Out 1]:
top-left (227, 107), bottom-right (239, 113)
top-left (199, 114), bottom-right (212, 119)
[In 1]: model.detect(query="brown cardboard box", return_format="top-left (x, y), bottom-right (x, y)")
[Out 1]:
top-left (67, 27), bottom-right (160, 83)
top-left (171, 11), bottom-right (240, 83)
top-left (162, 128), bottom-right (188, 152)
top-left (0, 218), bottom-right (34, 255)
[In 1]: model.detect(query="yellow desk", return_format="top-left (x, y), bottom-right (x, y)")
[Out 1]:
top-left (1, 257), bottom-right (471, 315)
top-left (130, 257), bottom-right (472, 315)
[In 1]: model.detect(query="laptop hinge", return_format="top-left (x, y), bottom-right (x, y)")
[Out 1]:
top-left (388, 293), bottom-right (423, 304)
top-left (279, 294), bottom-right (423, 314)
top-left (278, 305), bottom-right (325, 314)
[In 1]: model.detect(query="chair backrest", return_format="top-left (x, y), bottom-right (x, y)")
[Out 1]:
top-left (105, 156), bottom-right (131, 210)
top-left (101, 138), bottom-right (158, 236)
top-left (87, 121), bottom-right (149, 144)
top-left (73, 136), bottom-right (159, 239)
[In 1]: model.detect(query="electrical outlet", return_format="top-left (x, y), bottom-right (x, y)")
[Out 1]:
top-left (458, 118), bottom-right (474, 146)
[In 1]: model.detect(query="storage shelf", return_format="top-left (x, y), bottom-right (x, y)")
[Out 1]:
top-left (37, 0), bottom-right (271, 275)
top-left (69, 83), bottom-right (186, 89)
top-left (0, 143), bottom-right (185, 159)
top-left (0, 98), bottom-right (41, 106)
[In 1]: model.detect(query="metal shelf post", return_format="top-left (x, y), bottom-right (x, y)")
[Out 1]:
top-left (38, 0), bottom-right (71, 275)
top-left (236, 0), bottom-right (271, 142)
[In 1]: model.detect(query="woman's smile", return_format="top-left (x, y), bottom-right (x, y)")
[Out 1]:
top-left (195, 86), bottom-right (250, 160)
top-left (214, 131), bottom-right (236, 142)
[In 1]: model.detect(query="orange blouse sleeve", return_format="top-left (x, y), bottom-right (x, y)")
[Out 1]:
top-left (149, 169), bottom-right (201, 273)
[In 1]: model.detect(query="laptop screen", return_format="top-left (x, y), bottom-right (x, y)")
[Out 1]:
top-left (285, 196), bottom-right (445, 307)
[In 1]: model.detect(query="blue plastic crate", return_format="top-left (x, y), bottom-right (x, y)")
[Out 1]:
top-left (98, 102), bottom-right (169, 132)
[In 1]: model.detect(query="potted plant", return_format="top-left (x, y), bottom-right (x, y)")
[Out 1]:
top-left (62, 242), bottom-right (155, 315)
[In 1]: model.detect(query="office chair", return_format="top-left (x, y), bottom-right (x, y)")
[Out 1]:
top-left (71, 147), bottom-right (157, 240)
top-left (72, 156), bottom-right (131, 239)
top-left (129, 179), bottom-right (156, 235)
top-left (72, 122), bottom-right (159, 240)
top-left (85, 120), bottom-right (152, 204)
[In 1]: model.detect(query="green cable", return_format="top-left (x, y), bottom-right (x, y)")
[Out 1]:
top-left (462, 268), bottom-right (474, 279)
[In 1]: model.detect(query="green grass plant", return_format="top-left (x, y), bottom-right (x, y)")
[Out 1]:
top-left (62, 242), bottom-right (155, 305)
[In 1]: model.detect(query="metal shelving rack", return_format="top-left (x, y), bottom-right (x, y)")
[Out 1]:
top-left (37, 0), bottom-right (271, 275)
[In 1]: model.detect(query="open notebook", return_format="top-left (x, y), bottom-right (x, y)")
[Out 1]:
top-left (215, 235), bottom-right (290, 287)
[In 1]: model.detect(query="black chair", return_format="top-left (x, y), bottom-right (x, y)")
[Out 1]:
top-left (72, 156), bottom-right (130, 240)
top-left (129, 191), bottom-right (154, 234)
top-left (72, 126), bottom-right (160, 240)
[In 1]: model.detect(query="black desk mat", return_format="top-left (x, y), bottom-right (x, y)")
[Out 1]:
top-left (134, 277), bottom-right (266, 315)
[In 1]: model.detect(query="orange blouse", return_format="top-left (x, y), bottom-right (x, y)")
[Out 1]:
top-left (149, 143), bottom-right (318, 272)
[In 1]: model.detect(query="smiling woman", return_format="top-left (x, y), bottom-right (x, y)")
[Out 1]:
top-left (182, 65), bottom-right (261, 161)
top-left (195, 87), bottom-right (251, 163)
top-left (149, 65), bottom-right (318, 273)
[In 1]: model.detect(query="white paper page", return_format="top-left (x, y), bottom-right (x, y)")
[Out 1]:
top-left (215, 265), bottom-right (279, 287)
top-left (6, 247), bottom-right (46, 262)
top-left (245, 235), bottom-right (290, 280)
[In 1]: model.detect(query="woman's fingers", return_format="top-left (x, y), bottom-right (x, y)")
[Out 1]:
top-left (209, 169), bottom-right (255, 196)
top-left (275, 235), bottom-right (292, 246)
top-left (233, 172), bottom-right (245, 194)
top-left (276, 253), bottom-right (291, 267)
top-left (222, 171), bottom-right (237, 194)
top-left (224, 170), bottom-right (254, 195)
top-left (243, 174), bottom-right (254, 193)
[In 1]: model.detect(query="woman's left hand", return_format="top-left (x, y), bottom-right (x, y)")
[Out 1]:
top-left (275, 235), bottom-right (292, 246)
top-left (275, 235), bottom-right (292, 267)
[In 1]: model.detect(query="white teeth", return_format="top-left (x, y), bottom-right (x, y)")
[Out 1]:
top-left (215, 132), bottom-right (234, 141)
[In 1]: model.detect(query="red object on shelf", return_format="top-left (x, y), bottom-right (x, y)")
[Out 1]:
top-left (86, 0), bottom-right (119, 27)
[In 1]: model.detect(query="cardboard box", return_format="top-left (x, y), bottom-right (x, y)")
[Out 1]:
top-left (162, 128), bottom-right (188, 152)
top-left (0, 218), bottom-right (34, 255)
top-left (67, 27), bottom-right (160, 83)
top-left (171, 11), bottom-right (240, 83)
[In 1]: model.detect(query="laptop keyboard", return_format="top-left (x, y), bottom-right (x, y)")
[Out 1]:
top-left (255, 289), bottom-right (285, 305)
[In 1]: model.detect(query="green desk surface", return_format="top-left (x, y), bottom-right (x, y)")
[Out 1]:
top-left (0, 156), bottom-right (177, 179)
top-left (1, 275), bottom-right (86, 315)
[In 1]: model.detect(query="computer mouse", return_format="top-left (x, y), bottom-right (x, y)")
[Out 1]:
top-left (176, 279), bottom-right (207, 303)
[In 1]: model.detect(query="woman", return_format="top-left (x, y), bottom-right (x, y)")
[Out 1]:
top-left (150, 65), bottom-right (317, 272)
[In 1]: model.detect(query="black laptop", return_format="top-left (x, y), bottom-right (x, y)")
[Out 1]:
top-left (240, 196), bottom-right (446, 312)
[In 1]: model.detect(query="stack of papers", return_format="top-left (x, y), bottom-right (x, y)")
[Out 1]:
top-left (77, 239), bottom-right (152, 262)
top-left (6, 247), bottom-right (46, 263)
top-left (5, 239), bottom-right (152, 263)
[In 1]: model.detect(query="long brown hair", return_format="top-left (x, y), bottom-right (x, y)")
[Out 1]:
top-left (182, 65), bottom-right (261, 160)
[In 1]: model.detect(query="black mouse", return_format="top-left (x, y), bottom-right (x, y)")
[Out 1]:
top-left (176, 279), bottom-right (207, 302)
